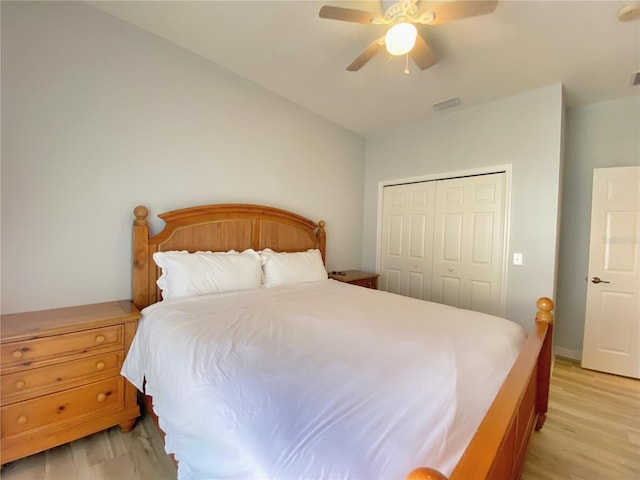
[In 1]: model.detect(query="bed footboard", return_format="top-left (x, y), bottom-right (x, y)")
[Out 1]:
top-left (407, 297), bottom-right (554, 480)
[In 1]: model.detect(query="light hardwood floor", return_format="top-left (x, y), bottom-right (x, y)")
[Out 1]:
top-left (0, 410), bottom-right (176, 480)
top-left (522, 357), bottom-right (640, 480)
top-left (2, 358), bottom-right (638, 479)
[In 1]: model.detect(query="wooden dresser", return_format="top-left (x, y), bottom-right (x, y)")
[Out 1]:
top-left (0, 300), bottom-right (141, 464)
top-left (329, 270), bottom-right (379, 289)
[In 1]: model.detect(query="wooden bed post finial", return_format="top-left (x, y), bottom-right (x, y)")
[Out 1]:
top-left (405, 467), bottom-right (448, 480)
top-left (535, 297), bottom-right (554, 323)
top-left (133, 205), bottom-right (149, 226)
top-left (132, 206), bottom-right (151, 310)
top-left (318, 220), bottom-right (327, 263)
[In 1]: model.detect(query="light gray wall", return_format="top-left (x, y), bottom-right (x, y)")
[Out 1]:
top-left (554, 96), bottom-right (640, 359)
top-left (3, 2), bottom-right (635, 356)
top-left (1, 1), bottom-right (366, 314)
top-left (363, 84), bottom-right (564, 330)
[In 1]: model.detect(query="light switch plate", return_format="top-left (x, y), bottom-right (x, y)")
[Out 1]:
top-left (513, 253), bottom-right (523, 265)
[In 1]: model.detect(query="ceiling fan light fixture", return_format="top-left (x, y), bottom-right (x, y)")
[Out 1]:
top-left (385, 22), bottom-right (417, 56)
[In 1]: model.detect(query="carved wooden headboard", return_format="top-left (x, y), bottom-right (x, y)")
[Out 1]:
top-left (132, 204), bottom-right (326, 309)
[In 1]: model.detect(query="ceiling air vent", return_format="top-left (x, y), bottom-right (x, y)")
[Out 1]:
top-left (432, 96), bottom-right (461, 111)
top-left (632, 72), bottom-right (640, 86)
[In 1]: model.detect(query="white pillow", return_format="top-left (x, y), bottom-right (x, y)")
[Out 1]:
top-left (153, 249), bottom-right (262, 299)
top-left (260, 249), bottom-right (327, 288)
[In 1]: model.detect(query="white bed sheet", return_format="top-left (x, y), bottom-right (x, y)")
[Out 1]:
top-left (122, 279), bottom-right (526, 480)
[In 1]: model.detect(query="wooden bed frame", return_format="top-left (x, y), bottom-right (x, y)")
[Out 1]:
top-left (131, 203), bottom-right (554, 480)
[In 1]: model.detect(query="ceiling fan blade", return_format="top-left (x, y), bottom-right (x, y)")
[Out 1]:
top-left (425, 0), bottom-right (498, 25)
top-left (319, 5), bottom-right (375, 24)
top-left (347, 39), bottom-right (384, 71)
top-left (410, 34), bottom-right (437, 70)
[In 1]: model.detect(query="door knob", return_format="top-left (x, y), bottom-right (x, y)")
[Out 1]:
top-left (591, 277), bottom-right (610, 284)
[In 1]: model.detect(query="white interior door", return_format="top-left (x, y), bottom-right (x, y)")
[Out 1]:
top-left (380, 182), bottom-right (436, 299)
top-left (582, 166), bottom-right (640, 379)
top-left (431, 173), bottom-right (506, 316)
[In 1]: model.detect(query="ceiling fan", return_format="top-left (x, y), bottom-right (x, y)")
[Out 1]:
top-left (319, 0), bottom-right (498, 72)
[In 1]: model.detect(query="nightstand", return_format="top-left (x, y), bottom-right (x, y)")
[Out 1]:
top-left (0, 300), bottom-right (141, 464)
top-left (329, 270), bottom-right (379, 289)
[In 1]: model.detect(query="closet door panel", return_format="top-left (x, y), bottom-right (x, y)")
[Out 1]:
top-left (380, 183), bottom-right (436, 300)
top-left (387, 268), bottom-right (403, 295)
top-left (471, 212), bottom-right (494, 264)
top-left (442, 213), bottom-right (463, 262)
top-left (432, 173), bottom-right (506, 315)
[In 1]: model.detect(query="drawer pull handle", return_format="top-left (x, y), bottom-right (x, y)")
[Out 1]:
top-left (14, 379), bottom-right (26, 389)
top-left (17, 415), bottom-right (27, 425)
top-left (96, 361), bottom-right (106, 370)
top-left (12, 350), bottom-right (23, 359)
top-left (96, 392), bottom-right (107, 402)
top-left (95, 335), bottom-right (106, 344)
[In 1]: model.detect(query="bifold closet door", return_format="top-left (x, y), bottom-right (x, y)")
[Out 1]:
top-left (380, 182), bottom-right (436, 300)
top-left (431, 173), bottom-right (506, 316)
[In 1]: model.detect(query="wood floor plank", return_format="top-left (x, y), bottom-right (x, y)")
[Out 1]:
top-left (2, 357), bottom-right (638, 479)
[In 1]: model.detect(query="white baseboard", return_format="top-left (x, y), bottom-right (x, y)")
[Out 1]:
top-left (554, 347), bottom-right (582, 361)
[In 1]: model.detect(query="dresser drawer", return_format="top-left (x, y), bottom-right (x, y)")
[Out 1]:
top-left (1, 351), bottom-right (123, 405)
top-left (1, 377), bottom-right (124, 437)
top-left (1, 325), bottom-right (123, 369)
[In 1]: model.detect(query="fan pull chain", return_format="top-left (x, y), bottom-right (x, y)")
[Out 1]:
top-left (404, 53), bottom-right (410, 75)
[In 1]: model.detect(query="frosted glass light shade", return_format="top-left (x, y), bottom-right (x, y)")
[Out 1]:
top-left (385, 22), bottom-right (417, 56)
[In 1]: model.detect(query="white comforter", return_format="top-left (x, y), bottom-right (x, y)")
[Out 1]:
top-left (122, 279), bottom-right (526, 480)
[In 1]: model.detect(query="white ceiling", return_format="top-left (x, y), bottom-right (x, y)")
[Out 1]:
top-left (87, 0), bottom-right (640, 136)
